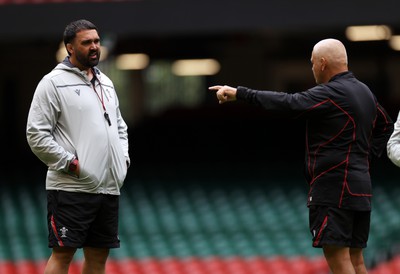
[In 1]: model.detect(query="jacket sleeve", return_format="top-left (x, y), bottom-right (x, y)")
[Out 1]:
top-left (115, 94), bottom-right (130, 166)
top-left (236, 85), bottom-right (327, 118)
top-left (386, 110), bottom-right (400, 166)
top-left (26, 77), bottom-right (75, 171)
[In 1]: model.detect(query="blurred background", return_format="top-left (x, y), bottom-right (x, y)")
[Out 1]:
top-left (2, 0), bottom-right (400, 273)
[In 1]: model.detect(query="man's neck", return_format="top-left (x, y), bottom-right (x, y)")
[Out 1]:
top-left (69, 57), bottom-right (90, 73)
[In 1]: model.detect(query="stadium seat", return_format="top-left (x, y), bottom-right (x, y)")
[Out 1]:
top-left (1, 177), bottom-right (400, 273)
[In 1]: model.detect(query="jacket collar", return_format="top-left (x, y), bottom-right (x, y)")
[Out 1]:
top-left (59, 57), bottom-right (101, 82)
top-left (329, 71), bottom-right (353, 82)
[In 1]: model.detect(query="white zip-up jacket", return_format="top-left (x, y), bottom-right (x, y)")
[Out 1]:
top-left (27, 58), bottom-right (130, 195)
top-left (387, 111), bottom-right (400, 167)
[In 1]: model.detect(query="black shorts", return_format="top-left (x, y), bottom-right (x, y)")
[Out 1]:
top-left (309, 205), bottom-right (370, 248)
top-left (47, 190), bottom-right (120, 249)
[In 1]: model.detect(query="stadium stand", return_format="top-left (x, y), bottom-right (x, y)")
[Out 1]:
top-left (0, 172), bottom-right (400, 274)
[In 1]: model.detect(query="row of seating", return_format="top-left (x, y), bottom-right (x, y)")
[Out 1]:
top-left (0, 177), bottom-right (399, 272)
top-left (1, 255), bottom-right (400, 274)
top-left (0, 257), bottom-right (330, 274)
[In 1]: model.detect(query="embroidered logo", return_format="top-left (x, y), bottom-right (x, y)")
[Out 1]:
top-left (74, 89), bottom-right (80, 96)
top-left (60, 227), bottom-right (69, 238)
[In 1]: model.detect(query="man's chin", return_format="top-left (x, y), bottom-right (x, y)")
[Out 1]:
top-left (89, 60), bottom-right (100, 68)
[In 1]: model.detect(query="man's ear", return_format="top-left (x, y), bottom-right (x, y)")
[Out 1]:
top-left (320, 57), bottom-right (327, 71)
top-left (66, 43), bottom-right (73, 56)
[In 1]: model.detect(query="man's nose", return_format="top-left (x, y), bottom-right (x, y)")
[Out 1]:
top-left (90, 42), bottom-right (99, 49)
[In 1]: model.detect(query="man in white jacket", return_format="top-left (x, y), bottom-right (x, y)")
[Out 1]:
top-left (26, 19), bottom-right (130, 274)
top-left (387, 113), bottom-right (400, 166)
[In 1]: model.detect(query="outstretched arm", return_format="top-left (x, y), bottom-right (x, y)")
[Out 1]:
top-left (209, 85), bottom-right (237, 104)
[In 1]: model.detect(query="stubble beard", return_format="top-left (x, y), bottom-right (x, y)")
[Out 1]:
top-left (76, 50), bottom-right (101, 69)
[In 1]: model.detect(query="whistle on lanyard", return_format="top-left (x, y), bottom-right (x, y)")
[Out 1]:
top-left (104, 112), bottom-right (112, 126)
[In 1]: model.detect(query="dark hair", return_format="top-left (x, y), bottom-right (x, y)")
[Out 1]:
top-left (63, 19), bottom-right (98, 54)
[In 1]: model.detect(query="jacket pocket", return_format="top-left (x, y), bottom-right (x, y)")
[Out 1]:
top-left (111, 145), bottom-right (128, 187)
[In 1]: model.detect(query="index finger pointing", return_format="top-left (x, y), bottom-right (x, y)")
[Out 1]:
top-left (208, 85), bottom-right (223, 91)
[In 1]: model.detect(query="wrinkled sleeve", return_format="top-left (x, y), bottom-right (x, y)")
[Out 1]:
top-left (115, 94), bottom-right (130, 166)
top-left (236, 85), bottom-right (328, 118)
top-left (26, 77), bottom-right (75, 171)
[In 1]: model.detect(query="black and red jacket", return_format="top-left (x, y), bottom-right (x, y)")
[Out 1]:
top-left (236, 71), bottom-right (393, 211)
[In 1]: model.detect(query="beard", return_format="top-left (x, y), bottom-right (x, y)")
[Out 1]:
top-left (76, 49), bottom-right (101, 69)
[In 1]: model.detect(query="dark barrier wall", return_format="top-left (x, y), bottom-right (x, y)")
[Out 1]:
top-left (2, 1), bottom-right (400, 183)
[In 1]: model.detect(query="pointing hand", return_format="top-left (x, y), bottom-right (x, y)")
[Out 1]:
top-left (209, 85), bottom-right (237, 104)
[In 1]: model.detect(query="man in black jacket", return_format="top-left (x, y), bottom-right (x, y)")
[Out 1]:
top-left (210, 38), bottom-right (393, 274)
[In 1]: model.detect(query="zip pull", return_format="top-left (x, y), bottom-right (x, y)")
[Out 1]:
top-left (104, 112), bottom-right (112, 126)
